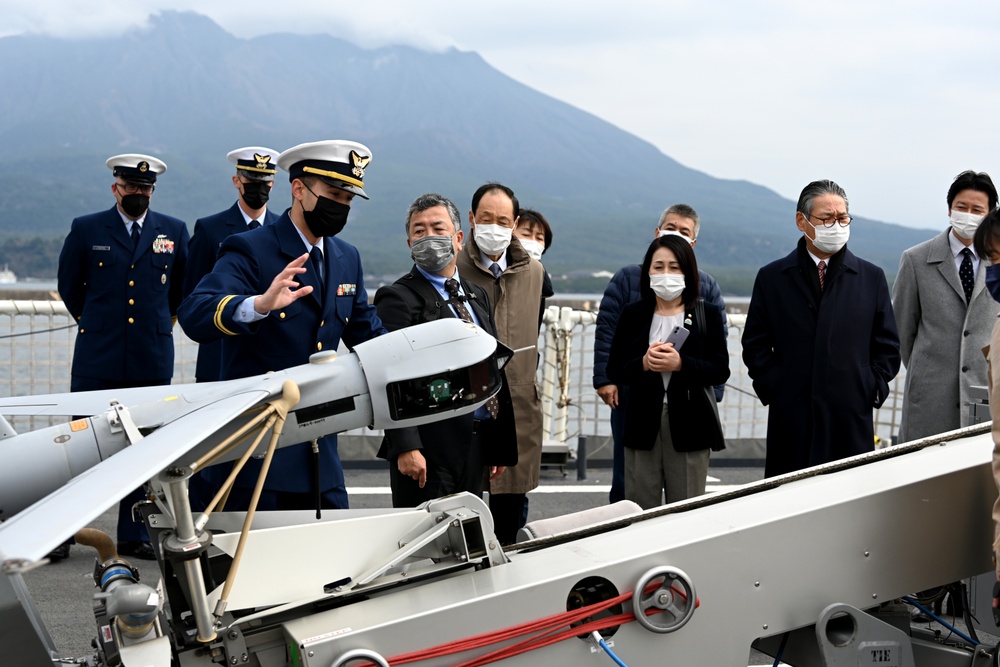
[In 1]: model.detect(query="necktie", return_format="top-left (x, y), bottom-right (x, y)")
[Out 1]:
top-left (130, 223), bottom-right (141, 250)
top-left (445, 278), bottom-right (498, 419)
top-left (489, 262), bottom-right (502, 279)
top-left (817, 260), bottom-right (826, 292)
top-left (960, 248), bottom-right (975, 303)
top-left (310, 246), bottom-right (325, 296)
top-left (248, 219), bottom-right (261, 230)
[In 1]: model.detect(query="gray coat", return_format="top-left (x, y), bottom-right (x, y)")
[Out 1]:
top-left (892, 228), bottom-right (999, 443)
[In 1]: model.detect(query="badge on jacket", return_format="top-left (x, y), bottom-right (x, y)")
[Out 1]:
top-left (152, 235), bottom-right (175, 254)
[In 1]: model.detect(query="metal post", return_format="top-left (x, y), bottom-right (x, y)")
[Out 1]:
top-left (577, 435), bottom-right (587, 481)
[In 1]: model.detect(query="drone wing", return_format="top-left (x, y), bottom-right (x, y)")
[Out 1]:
top-left (0, 387), bottom-right (273, 564)
top-left (0, 381), bottom-right (226, 418)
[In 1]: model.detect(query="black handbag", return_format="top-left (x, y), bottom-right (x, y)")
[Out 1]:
top-left (694, 298), bottom-right (726, 451)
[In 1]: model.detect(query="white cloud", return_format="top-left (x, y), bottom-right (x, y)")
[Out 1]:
top-left (1, 0), bottom-right (998, 227)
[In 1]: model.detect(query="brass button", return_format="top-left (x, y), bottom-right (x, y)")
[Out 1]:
top-left (98, 261), bottom-right (103, 267)
top-left (345, 317), bottom-right (349, 323)
top-left (317, 342), bottom-right (323, 351)
top-left (128, 299), bottom-right (134, 305)
top-left (80, 329), bottom-right (85, 333)
top-left (130, 264), bottom-right (134, 269)
top-left (320, 320), bottom-right (325, 327)
top-left (128, 317), bottom-right (134, 324)
top-left (279, 312), bottom-right (286, 319)
top-left (128, 280), bottom-right (135, 287)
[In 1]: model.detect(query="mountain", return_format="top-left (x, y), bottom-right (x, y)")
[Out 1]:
top-left (0, 11), bottom-right (933, 292)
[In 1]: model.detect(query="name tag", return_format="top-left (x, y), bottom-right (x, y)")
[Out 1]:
top-left (92, 245), bottom-right (111, 251)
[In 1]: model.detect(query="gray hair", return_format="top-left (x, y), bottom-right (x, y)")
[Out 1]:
top-left (404, 193), bottom-right (462, 235)
top-left (657, 203), bottom-right (701, 239)
top-left (796, 180), bottom-right (849, 216)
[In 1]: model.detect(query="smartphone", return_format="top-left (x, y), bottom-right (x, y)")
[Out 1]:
top-left (664, 325), bottom-right (689, 350)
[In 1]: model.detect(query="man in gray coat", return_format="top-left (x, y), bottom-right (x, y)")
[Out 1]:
top-left (893, 170), bottom-right (999, 444)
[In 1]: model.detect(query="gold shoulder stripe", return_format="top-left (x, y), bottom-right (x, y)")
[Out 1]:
top-left (301, 166), bottom-right (365, 189)
top-left (214, 295), bottom-right (239, 336)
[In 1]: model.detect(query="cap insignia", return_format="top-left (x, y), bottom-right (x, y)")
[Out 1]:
top-left (138, 161), bottom-right (149, 173)
top-left (350, 150), bottom-right (371, 179)
top-left (254, 153), bottom-right (272, 170)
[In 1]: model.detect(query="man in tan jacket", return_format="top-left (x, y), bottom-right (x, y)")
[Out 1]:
top-left (457, 182), bottom-right (545, 544)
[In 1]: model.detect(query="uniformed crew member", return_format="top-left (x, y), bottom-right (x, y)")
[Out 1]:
top-left (178, 140), bottom-right (387, 511)
top-left (183, 146), bottom-right (282, 382)
top-left (57, 153), bottom-right (189, 560)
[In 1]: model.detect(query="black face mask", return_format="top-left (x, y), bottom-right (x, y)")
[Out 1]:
top-left (302, 185), bottom-right (350, 238)
top-left (241, 180), bottom-right (271, 210)
top-left (120, 193), bottom-right (150, 218)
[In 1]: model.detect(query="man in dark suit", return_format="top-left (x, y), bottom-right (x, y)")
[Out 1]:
top-left (373, 193), bottom-right (517, 507)
top-left (179, 140), bottom-right (387, 511)
top-left (57, 153), bottom-right (190, 559)
top-left (742, 179), bottom-right (900, 478)
top-left (183, 146), bottom-right (281, 382)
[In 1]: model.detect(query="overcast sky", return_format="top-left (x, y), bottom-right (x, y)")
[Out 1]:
top-left (3, 0), bottom-right (998, 230)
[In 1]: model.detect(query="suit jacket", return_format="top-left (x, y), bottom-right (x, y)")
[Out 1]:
top-left (183, 202), bottom-right (281, 381)
top-left (57, 205), bottom-right (189, 384)
top-left (606, 297), bottom-right (729, 453)
top-left (742, 238), bottom-right (901, 477)
top-left (373, 266), bottom-right (517, 467)
top-left (177, 211), bottom-right (386, 492)
top-left (892, 228), bottom-right (999, 443)
top-left (457, 236), bottom-right (545, 494)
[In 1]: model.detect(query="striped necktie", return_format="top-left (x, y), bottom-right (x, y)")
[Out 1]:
top-left (817, 260), bottom-right (826, 292)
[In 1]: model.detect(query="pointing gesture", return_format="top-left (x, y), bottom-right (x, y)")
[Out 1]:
top-left (255, 253), bottom-right (314, 314)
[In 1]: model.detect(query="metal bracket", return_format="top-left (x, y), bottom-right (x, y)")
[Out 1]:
top-left (222, 625), bottom-right (250, 665)
top-left (108, 400), bottom-right (143, 445)
top-left (816, 603), bottom-right (915, 667)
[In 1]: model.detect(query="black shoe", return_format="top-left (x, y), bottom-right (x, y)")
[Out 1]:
top-left (117, 541), bottom-right (156, 561)
top-left (46, 544), bottom-right (70, 562)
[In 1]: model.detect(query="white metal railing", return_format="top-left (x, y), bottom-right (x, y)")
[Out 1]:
top-left (0, 300), bottom-right (906, 448)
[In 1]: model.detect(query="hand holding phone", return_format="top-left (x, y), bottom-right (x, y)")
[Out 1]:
top-left (665, 325), bottom-right (689, 350)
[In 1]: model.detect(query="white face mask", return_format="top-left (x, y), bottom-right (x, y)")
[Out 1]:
top-left (649, 273), bottom-right (685, 302)
top-left (519, 238), bottom-right (544, 261)
top-left (656, 229), bottom-right (695, 245)
top-left (804, 218), bottom-right (850, 254)
top-left (950, 211), bottom-right (985, 240)
top-left (474, 222), bottom-right (513, 255)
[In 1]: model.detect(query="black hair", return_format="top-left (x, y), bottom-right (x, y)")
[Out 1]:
top-left (796, 180), bottom-right (848, 216)
top-left (639, 235), bottom-right (700, 307)
top-left (973, 208), bottom-right (1000, 260)
top-left (518, 208), bottom-right (553, 251)
top-left (471, 182), bottom-right (520, 221)
top-left (947, 170), bottom-right (998, 210)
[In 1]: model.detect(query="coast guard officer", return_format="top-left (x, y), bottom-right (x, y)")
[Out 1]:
top-left (57, 153), bottom-right (189, 560)
top-left (179, 140), bottom-right (387, 511)
top-left (183, 147), bottom-right (281, 382)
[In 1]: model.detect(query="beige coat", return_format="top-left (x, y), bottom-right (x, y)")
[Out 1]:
top-left (987, 322), bottom-right (1000, 566)
top-left (458, 235), bottom-right (545, 494)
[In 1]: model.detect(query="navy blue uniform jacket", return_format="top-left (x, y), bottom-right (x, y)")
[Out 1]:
top-left (741, 239), bottom-right (901, 477)
top-left (373, 266), bottom-right (518, 467)
top-left (58, 206), bottom-right (189, 384)
top-left (178, 211), bottom-right (387, 492)
top-left (607, 298), bottom-right (730, 453)
top-left (183, 202), bottom-right (280, 381)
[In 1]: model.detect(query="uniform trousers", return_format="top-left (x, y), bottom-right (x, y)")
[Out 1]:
top-left (70, 374), bottom-right (170, 543)
top-left (624, 403), bottom-right (710, 510)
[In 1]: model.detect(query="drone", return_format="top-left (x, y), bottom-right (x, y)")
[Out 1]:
top-left (0, 318), bottom-right (998, 666)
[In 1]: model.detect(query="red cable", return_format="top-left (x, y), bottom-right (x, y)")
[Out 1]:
top-left (354, 583), bottom-right (697, 666)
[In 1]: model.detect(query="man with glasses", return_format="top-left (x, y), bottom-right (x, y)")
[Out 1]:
top-left (183, 147), bottom-right (281, 382)
top-left (893, 171), bottom-right (999, 446)
top-left (179, 140), bottom-right (386, 513)
top-left (741, 179), bottom-right (900, 477)
top-left (57, 153), bottom-right (189, 560)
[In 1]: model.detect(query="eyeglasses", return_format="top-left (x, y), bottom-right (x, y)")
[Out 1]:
top-left (804, 213), bottom-right (852, 228)
top-left (116, 182), bottom-right (155, 195)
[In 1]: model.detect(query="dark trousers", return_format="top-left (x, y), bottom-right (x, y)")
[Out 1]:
top-left (609, 404), bottom-right (627, 504)
top-left (489, 493), bottom-right (529, 545)
top-left (70, 374), bottom-right (170, 543)
top-left (388, 432), bottom-right (487, 508)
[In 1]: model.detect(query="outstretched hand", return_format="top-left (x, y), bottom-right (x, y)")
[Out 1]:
top-left (255, 253), bottom-right (314, 314)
